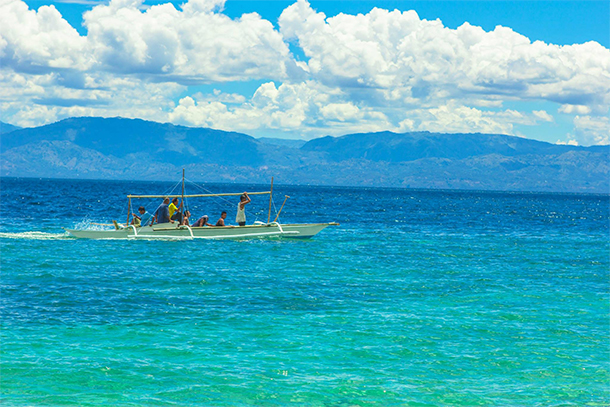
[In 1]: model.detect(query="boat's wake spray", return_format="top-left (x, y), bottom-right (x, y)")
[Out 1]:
top-left (0, 231), bottom-right (71, 240)
top-left (72, 219), bottom-right (116, 231)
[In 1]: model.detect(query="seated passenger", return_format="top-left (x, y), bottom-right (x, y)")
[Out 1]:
top-left (181, 210), bottom-right (191, 226)
top-left (153, 198), bottom-right (172, 224)
top-left (192, 215), bottom-right (212, 227)
top-left (132, 206), bottom-right (152, 227)
top-left (171, 209), bottom-right (183, 224)
top-left (169, 197), bottom-right (180, 219)
top-left (215, 211), bottom-right (227, 226)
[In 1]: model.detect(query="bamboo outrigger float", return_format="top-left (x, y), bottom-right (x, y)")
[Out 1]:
top-left (65, 172), bottom-right (338, 240)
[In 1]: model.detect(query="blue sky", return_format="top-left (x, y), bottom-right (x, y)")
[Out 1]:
top-left (29, 0), bottom-right (610, 47)
top-left (2, 0), bottom-right (609, 145)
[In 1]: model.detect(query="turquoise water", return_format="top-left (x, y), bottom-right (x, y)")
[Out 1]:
top-left (1, 178), bottom-right (609, 405)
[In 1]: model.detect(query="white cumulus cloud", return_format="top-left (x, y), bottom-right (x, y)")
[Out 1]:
top-left (532, 110), bottom-right (554, 122)
top-left (169, 81), bottom-right (394, 137)
top-left (0, 0), bottom-right (298, 82)
top-left (279, 0), bottom-right (610, 114)
top-left (1, 0), bottom-right (609, 146)
top-left (83, 0), bottom-right (296, 81)
top-left (0, 0), bottom-right (89, 71)
top-left (571, 115), bottom-right (610, 145)
top-left (320, 103), bottom-right (362, 122)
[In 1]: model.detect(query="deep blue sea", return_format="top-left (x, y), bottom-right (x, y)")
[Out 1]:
top-left (1, 177), bottom-right (609, 406)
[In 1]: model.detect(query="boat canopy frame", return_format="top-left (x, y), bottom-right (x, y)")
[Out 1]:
top-left (127, 191), bottom-right (270, 199)
top-left (124, 171), bottom-right (275, 226)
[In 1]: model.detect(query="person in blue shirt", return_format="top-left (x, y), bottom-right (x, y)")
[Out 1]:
top-left (153, 197), bottom-right (172, 225)
top-left (132, 206), bottom-right (153, 227)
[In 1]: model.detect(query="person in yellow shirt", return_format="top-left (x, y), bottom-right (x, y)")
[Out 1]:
top-left (169, 197), bottom-right (180, 219)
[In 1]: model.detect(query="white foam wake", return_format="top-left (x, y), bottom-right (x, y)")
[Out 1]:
top-left (0, 231), bottom-right (71, 240)
top-left (72, 220), bottom-right (114, 231)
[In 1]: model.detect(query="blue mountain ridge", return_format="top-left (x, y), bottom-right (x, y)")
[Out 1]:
top-left (302, 131), bottom-right (608, 161)
top-left (0, 121), bottom-right (22, 135)
top-left (1, 117), bottom-right (264, 166)
top-left (1, 116), bottom-right (608, 193)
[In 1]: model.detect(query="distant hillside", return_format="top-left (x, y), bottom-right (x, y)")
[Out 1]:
top-left (302, 131), bottom-right (606, 162)
top-left (0, 121), bottom-right (21, 135)
top-left (258, 137), bottom-right (306, 148)
top-left (2, 117), bottom-right (264, 166)
top-left (1, 117), bottom-right (608, 193)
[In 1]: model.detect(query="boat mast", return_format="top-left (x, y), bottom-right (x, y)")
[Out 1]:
top-left (267, 177), bottom-right (274, 224)
top-left (126, 196), bottom-right (131, 226)
top-left (181, 168), bottom-right (185, 211)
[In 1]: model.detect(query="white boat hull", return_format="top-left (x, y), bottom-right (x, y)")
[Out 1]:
top-left (65, 223), bottom-right (335, 240)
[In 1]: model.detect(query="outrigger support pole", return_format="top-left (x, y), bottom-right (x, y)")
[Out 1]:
top-left (273, 195), bottom-right (290, 223)
top-left (267, 177), bottom-right (274, 224)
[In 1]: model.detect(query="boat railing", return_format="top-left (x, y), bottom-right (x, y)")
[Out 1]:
top-left (184, 224), bottom-right (194, 239)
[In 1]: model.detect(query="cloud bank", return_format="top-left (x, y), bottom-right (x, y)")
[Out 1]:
top-left (1, 0), bottom-right (608, 144)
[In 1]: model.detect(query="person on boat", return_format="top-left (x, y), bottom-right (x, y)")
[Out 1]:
top-left (192, 215), bottom-right (212, 227)
top-left (153, 197), bottom-right (172, 224)
top-left (171, 208), bottom-right (183, 224)
top-left (132, 206), bottom-right (152, 227)
top-left (181, 210), bottom-right (191, 226)
top-left (216, 211), bottom-right (227, 226)
top-left (169, 197), bottom-right (180, 219)
top-left (236, 192), bottom-right (251, 226)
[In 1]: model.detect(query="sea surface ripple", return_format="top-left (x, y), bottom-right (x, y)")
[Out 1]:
top-left (1, 178), bottom-right (608, 406)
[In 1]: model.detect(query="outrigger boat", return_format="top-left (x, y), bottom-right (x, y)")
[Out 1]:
top-left (65, 172), bottom-right (338, 240)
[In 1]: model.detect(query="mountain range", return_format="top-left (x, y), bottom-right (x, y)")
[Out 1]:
top-left (1, 117), bottom-right (608, 193)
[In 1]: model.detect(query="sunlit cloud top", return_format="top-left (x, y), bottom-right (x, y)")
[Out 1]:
top-left (1, 0), bottom-right (609, 145)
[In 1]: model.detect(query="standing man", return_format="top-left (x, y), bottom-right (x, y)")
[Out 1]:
top-left (236, 192), bottom-right (251, 226)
